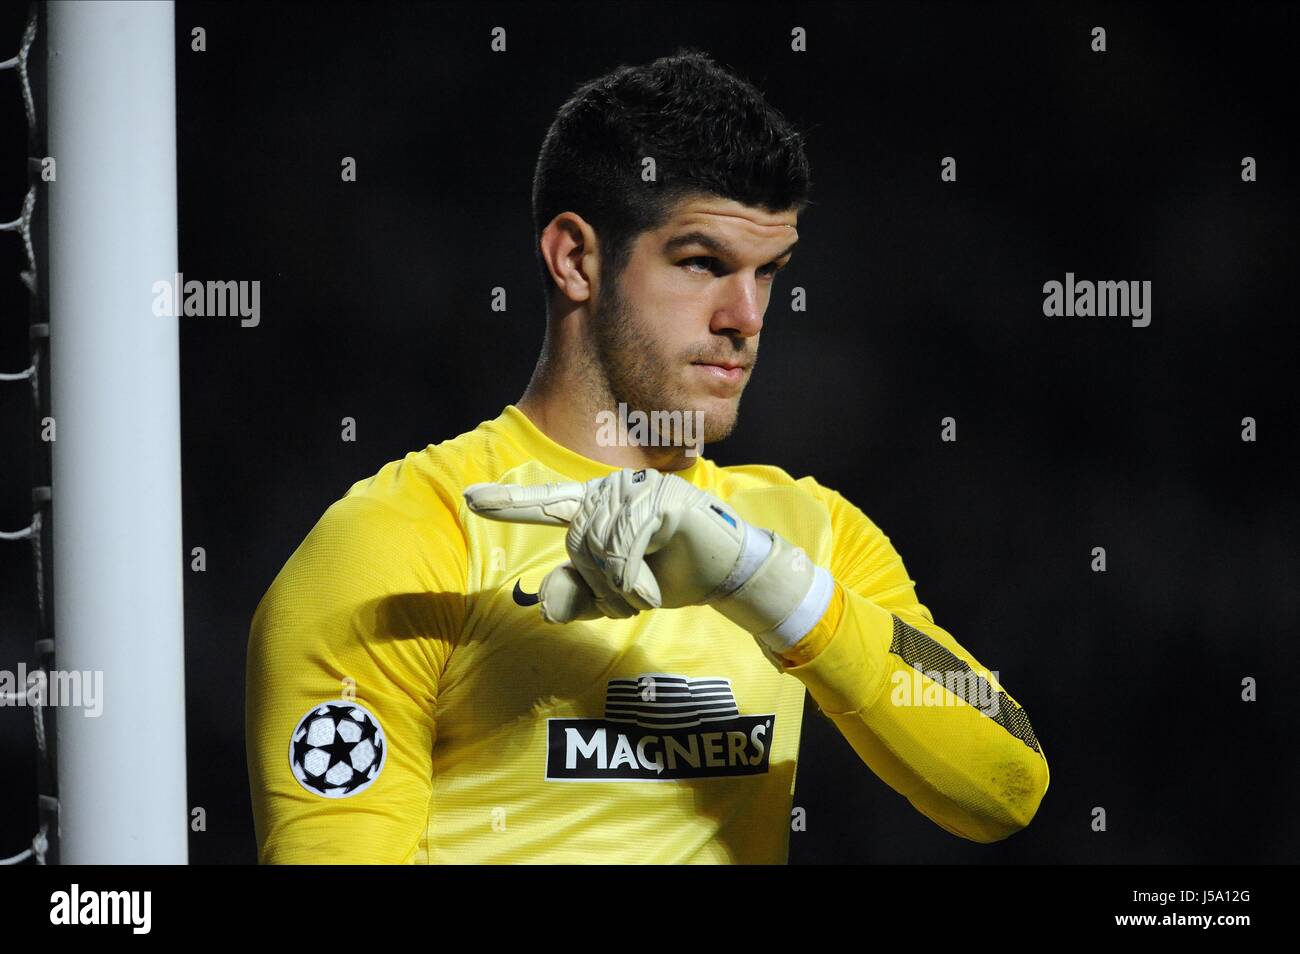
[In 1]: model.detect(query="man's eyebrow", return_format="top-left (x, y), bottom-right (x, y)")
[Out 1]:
top-left (664, 230), bottom-right (798, 263)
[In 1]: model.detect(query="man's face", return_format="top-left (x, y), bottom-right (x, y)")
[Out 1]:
top-left (590, 196), bottom-right (798, 445)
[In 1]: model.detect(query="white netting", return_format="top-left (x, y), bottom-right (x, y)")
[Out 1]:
top-left (1, 3), bottom-right (53, 866)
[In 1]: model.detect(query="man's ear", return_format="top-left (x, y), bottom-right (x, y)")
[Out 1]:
top-left (540, 212), bottom-right (597, 306)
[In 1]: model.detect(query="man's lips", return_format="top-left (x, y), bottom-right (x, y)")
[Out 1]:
top-left (692, 360), bottom-right (748, 384)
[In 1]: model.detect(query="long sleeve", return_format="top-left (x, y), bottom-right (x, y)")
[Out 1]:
top-left (245, 493), bottom-right (466, 863)
top-left (773, 479), bottom-right (1050, 843)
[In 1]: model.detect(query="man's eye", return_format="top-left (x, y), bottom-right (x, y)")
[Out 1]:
top-left (682, 257), bottom-right (717, 274)
top-left (681, 257), bottom-right (783, 278)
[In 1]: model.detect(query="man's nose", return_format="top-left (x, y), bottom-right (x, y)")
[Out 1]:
top-left (711, 276), bottom-right (765, 337)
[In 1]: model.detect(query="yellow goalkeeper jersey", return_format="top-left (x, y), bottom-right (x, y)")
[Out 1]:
top-left (246, 404), bottom-right (1049, 863)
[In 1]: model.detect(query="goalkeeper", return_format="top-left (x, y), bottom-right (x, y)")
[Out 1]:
top-left (246, 50), bottom-right (1049, 864)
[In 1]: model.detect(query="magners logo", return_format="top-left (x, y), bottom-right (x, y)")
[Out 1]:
top-left (546, 673), bottom-right (775, 781)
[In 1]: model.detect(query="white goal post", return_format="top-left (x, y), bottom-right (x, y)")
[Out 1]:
top-left (46, 0), bottom-right (187, 863)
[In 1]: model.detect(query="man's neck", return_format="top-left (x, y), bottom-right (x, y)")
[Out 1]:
top-left (516, 384), bottom-right (700, 473)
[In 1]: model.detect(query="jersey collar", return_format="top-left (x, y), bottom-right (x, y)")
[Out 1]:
top-left (492, 404), bottom-right (707, 485)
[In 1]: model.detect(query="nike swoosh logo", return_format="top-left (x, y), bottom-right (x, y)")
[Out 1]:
top-left (512, 579), bottom-right (540, 606)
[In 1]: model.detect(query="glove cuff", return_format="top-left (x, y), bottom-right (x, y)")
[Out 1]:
top-left (710, 530), bottom-right (834, 650)
top-left (760, 562), bottom-right (835, 653)
top-left (715, 518), bottom-right (773, 595)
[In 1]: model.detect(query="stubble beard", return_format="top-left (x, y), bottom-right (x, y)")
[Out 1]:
top-left (588, 273), bottom-right (743, 449)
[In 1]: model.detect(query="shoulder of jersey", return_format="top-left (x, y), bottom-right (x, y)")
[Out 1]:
top-left (339, 416), bottom-right (517, 524)
top-left (713, 461), bottom-right (839, 511)
top-left (713, 461), bottom-right (804, 492)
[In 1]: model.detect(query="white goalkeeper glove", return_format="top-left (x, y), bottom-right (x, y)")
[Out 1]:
top-left (463, 467), bottom-right (834, 654)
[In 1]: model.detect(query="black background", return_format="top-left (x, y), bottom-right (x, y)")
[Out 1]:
top-left (1, 1), bottom-right (1297, 865)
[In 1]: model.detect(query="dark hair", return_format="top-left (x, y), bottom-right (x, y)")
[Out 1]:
top-left (530, 48), bottom-right (813, 310)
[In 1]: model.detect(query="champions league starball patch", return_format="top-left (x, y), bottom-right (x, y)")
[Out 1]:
top-left (289, 700), bottom-right (387, 798)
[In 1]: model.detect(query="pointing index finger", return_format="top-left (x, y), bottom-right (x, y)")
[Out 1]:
top-left (463, 480), bottom-right (587, 527)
